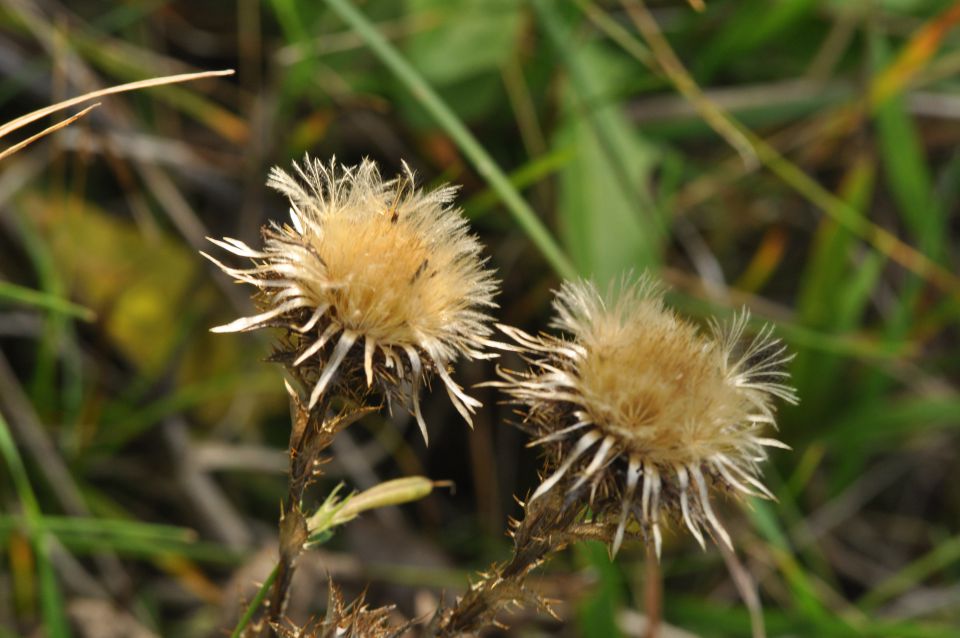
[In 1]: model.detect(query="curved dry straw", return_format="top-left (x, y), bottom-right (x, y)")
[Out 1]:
top-left (0, 69), bottom-right (234, 162)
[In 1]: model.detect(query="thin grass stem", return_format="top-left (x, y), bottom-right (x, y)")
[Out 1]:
top-left (598, 0), bottom-right (960, 297)
top-left (0, 413), bottom-right (69, 637)
top-left (322, 0), bottom-right (577, 280)
top-left (0, 281), bottom-right (96, 321)
top-left (231, 562), bottom-right (280, 638)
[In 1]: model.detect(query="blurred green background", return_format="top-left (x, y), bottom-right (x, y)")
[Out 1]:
top-left (2, 0), bottom-right (960, 636)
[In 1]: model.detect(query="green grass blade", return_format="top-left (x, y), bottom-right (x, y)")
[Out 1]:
top-left (462, 148), bottom-right (574, 219)
top-left (592, 8), bottom-right (960, 295)
top-left (0, 415), bottom-right (41, 517)
top-left (0, 515), bottom-right (197, 543)
top-left (747, 500), bottom-right (838, 627)
top-left (37, 538), bottom-right (70, 638)
top-left (0, 412), bottom-right (70, 637)
top-left (827, 396), bottom-right (960, 447)
top-left (792, 155), bottom-right (880, 417)
top-left (859, 534), bottom-right (960, 611)
top-left (10, 212), bottom-right (72, 420)
top-left (0, 281), bottom-right (96, 321)
top-left (230, 562), bottom-right (279, 638)
top-left (695, 0), bottom-right (818, 80)
top-left (535, 0), bottom-right (663, 278)
top-left (322, 0), bottom-right (577, 280)
top-left (872, 35), bottom-right (943, 259)
top-left (0, 515), bottom-right (243, 564)
top-left (575, 541), bottom-right (624, 638)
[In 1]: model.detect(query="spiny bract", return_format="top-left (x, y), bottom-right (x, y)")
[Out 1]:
top-left (272, 584), bottom-right (409, 638)
top-left (497, 274), bottom-right (797, 557)
top-left (204, 156), bottom-right (499, 443)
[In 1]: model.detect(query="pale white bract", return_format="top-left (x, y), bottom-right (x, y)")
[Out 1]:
top-left (204, 156), bottom-right (499, 444)
top-left (497, 275), bottom-right (797, 558)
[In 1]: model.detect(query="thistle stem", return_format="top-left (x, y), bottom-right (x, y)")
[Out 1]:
top-left (258, 388), bottom-right (340, 636)
top-left (265, 508), bottom-right (306, 634)
top-left (434, 490), bottom-right (577, 636)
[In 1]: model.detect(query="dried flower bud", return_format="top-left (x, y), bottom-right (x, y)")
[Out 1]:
top-left (497, 274), bottom-right (797, 557)
top-left (204, 156), bottom-right (499, 443)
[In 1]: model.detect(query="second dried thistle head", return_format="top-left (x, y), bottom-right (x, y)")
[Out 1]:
top-left (204, 156), bottom-right (499, 443)
top-left (497, 274), bottom-right (797, 557)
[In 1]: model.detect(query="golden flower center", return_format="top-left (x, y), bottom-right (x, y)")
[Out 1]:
top-left (308, 208), bottom-right (467, 346)
top-left (576, 310), bottom-right (742, 463)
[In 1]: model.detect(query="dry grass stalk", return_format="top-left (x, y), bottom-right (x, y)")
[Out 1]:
top-left (0, 69), bottom-right (234, 162)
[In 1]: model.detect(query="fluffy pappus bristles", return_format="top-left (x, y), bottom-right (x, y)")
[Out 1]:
top-left (496, 274), bottom-right (797, 558)
top-left (203, 156), bottom-right (499, 443)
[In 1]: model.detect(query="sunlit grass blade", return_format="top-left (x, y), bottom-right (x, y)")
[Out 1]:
top-left (0, 0), bottom-right (238, 140)
top-left (0, 69), bottom-right (234, 143)
top-left (618, 0), bottom-right (757, 163)
top-left (0, 515), bottom-right (197, 543)
top-left (71, 45), bottom-right (247, 143)
top-left (535, 0), bottom-right (663, 278)
top-left (322, 0), bottom-right (577, 280)
top-left (0, 103), bottom-right (99, 162)
top-left (462, 148), bottom-right (573, 219)
top-left (869, 4), bottom-right (960, 107)
top-left (0, 514), bottom-right (244, 564)
top-left (597, 3), bottom-right (960, 297)
top-left (0, 281), bottom-right (96, 321)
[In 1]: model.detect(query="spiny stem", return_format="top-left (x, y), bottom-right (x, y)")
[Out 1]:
top-left (264, 499), bottom-right (308, 635)
top-left (257, 386), bottom-right (340, 637)
top-left (435, 490), bottom-right (577, 636)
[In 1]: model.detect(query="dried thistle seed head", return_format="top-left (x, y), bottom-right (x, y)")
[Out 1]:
top-left (497, 274), bottom-right (797, 557)
top-left (204, 156), bottom-right (499, 443)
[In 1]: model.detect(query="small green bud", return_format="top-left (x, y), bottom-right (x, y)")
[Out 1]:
top-left (305, 476), bottom-right (437, 547)
top-left (332, 476), bottom-right (435, 526)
